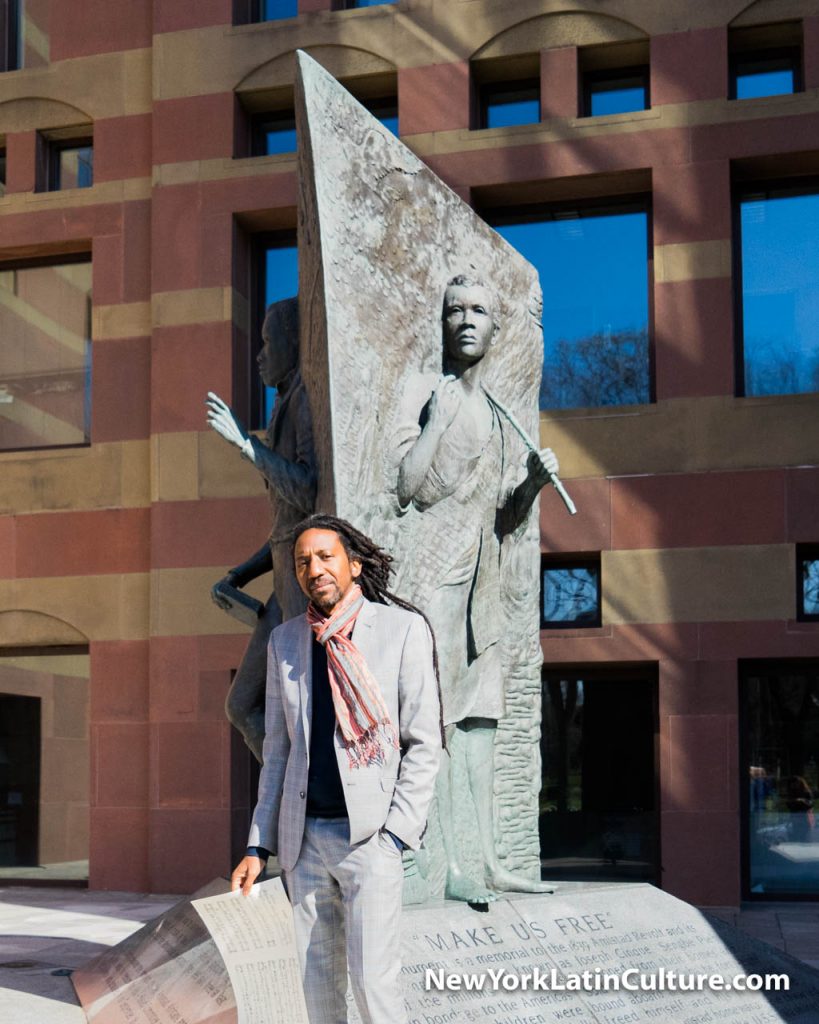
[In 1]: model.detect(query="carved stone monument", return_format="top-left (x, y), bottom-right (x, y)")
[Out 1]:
top-left (72, 878), bottom-right (819, 1024)
top-left (291, 51), bottom-right (575, 902)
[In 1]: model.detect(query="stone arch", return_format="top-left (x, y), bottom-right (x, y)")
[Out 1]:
top-left (0, 609), bottom-right (89, 648)
top-left (236, 44), bottom-right (396, 97)
top-left (472, 10), bottom-right (648, 61)
top-left (0, 96), bottom-right (92, 135)
top-left (730, 0), bottom-right (809, 27)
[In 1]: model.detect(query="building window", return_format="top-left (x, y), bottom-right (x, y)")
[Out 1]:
top-left (582, 67), bottom-right (649, 117)
top-left (45, 138), bottom-right (93, 191)
top-left (0, 257), bottom-right (92, 451)
top-left (0, 647), bottom-right (90, 881)
top-left (729, 23), bottom-right (802, 100)
top-left (490, 199), bottom-right (652, 410)
top-left (478, 79), bottom-right (540, 130)
top-left (0, 149), bottom-right (6, 195)
top-left (0, 0), bottom-right (21, 72)
top-left (541, 555), bottom-right (601, 629)
top-left (742, 661), bottom-right (819, 898)
top-left (236, 0), bottom-right (297, 22)
top-left (797, 546), bottom-right (819, 622)
top-left (579, 41), bottom-right (649, 118)
top-left (251, 111), bottom-right (297, 156)
top-left (339, 1), bottom-right (396, 8)
top-left (253, 235), bottom-right (298, 429)
top-left (245, 90), bottom-right (397, 158)
top-left (540, 665), bottom-right (658, 884)
top-left (364, 95), bottom-right (398, 136)
top-left (736, 183), bottom-right (819, 397)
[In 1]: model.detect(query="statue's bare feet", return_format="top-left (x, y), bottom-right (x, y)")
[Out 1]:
top-left (446, 868), bottom-right (497, 904)
top-left (486, 865), bottom-right (555, 894)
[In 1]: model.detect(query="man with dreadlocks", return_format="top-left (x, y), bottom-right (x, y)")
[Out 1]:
top-left (231, 514), bottom-right (441, 1024)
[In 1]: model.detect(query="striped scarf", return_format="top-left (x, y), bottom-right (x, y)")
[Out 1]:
top-left (307, 583), bottom-right (399, 768)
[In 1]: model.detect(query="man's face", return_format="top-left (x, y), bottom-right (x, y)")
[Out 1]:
top-left (257, 309), bottom-right (298, 388)
top-left (294, 528), bottom-right (362, 613)
top-left (442, 284), bottom-right (497, 364)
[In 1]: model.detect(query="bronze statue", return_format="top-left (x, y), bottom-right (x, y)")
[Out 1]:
top-left (206, 297), bottom-right (317, 761)
top-left (395, 275), bottom-right (559, 901)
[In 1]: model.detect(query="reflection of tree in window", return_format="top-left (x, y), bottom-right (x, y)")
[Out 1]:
top-left (543, 567), bottom-right (597, 624)
top-left (803, 560), bottom-right (819, 617)
top-left (493, 204), bottom-right (651, 409)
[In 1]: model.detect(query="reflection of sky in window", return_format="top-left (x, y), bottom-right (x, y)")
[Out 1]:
top-left (262, 245), bottom-right (299, 422)
top-left (485, 94), bottom-right (540, 129)
top-left (735, 67), bottom-right (794, 99)
top-left (260, 0), bottom-right (298, 18)
top-left (543, 567), bottom-right (599, 624)
top-left (349, 0), bottom-right (396, 6)
top-left (496, 209), bottom-right (650, 408)
top-left (741, 192), bottom-right (819, 396)
top-left (803, 559), bottom-right (819, 616)
top-left (262, 122), bottom-right (297, 155)
top-left (588, 82), bottom-right (647, 116)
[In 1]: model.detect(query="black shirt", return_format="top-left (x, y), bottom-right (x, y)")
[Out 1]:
top-left (306, 637), bottom-right (348, 818)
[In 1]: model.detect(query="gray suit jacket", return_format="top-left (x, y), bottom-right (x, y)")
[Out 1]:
top-left (247, 598), bottom-right (441, 872)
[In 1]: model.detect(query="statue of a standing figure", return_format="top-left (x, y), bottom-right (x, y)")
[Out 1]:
top-left (395, 275), bottom-right (559, 902)
top-left (206, 297), bottom-right (317, 761)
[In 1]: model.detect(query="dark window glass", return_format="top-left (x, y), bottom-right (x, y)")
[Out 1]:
top-left (255, 239), bottom-right (298, 427)
top-left (364, 96), bottom-right (398, 136)
top-left (49, 142), bottom-right (93, 191)
top-left (540, 666), bottom-right (658, 884)
top-left (0, 151), bottom-right (6, 195)
top-left (797, 546), bottom-right (819, 621)
top-left (343, 0), bottom-right (396, 8)
top-left (0, 259), bottom-right (92, 450)
top-left (479, 80), bottom-right (540, 129)
top-left (256, 0), bottom-right (298, 18)
top-left (732, 49), bottom-right (800, 100)
top-left (251, 112), bottom-right (297, 156)
top-left (742, 662), bottom-right (819, 897)
top-left (0, 0), bottom-right (21, 72)
top-left (492, 202), bottom-right (651, 410)
top-left (583, 68), bottom-right (649, 117)
top-left (541, 556), bottom-right (601, 628)
top-left (738, 186), bottom-right (819, 397)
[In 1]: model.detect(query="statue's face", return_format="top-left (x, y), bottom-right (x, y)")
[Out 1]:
top-left (442, 284), bottom-right (497, 364)
top-left (257, 308), bottom-right (298, 387)
top-left (293, 528), bottom-right (362, 613)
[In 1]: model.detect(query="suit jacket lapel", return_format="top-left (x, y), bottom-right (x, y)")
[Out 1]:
top-left (297, 617), bottom-right (312, 749)
top-left (351, 598), bottom-right (376, 668)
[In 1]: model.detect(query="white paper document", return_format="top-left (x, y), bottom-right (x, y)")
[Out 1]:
top-left (192, 878), bottom-right (308, 1024)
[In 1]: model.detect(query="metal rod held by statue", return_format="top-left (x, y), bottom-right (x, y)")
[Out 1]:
top-left (484, 387), bottom-right (577, 516)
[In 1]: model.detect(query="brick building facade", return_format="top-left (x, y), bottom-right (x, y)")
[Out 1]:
top-left (1, 0), bottom-right (818, 905)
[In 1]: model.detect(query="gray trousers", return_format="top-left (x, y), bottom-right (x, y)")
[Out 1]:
top-left (284, 817), bottom-right (406, 1024)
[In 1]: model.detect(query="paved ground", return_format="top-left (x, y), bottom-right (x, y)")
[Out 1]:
top-left (1, 886), bottom-right (817, 1023)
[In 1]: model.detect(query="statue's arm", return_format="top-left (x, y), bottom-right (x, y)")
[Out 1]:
top-left (211, 544), bottom-right (272, 611)
top-left (206, 389), bottom-right (317, 515)
top-left (497, 447), bottom-right (560, 536)
top-left (223, 545), bottom-right (273, 588)
top-left (397, 375), bottom-right (458, 507)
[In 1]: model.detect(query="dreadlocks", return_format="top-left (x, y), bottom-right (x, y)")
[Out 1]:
top-left (291, 513), bottom-right (446, 749)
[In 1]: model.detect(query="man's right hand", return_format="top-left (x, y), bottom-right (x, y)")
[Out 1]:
top-left (230, 855), bottom-right (264, 896)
